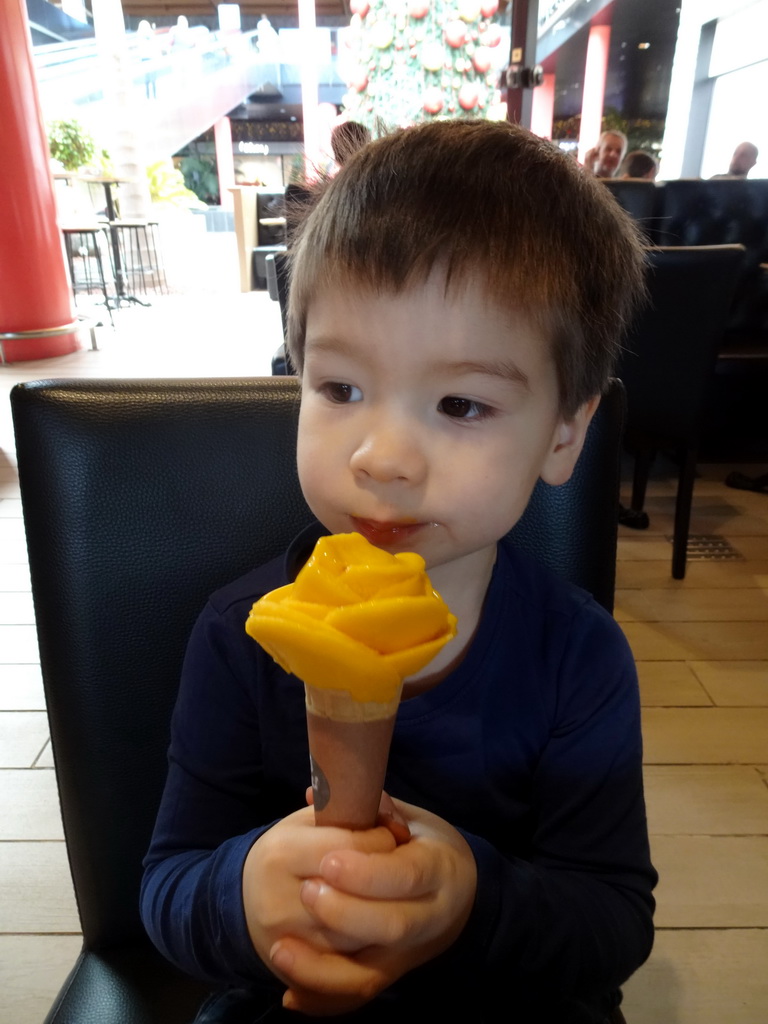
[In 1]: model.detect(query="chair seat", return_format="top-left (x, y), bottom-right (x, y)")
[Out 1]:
top-left (44, 943), bottom-right (208, 1024)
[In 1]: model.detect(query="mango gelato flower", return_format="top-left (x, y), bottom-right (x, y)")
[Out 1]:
top-left (245, 532), bottom-right (457, 702)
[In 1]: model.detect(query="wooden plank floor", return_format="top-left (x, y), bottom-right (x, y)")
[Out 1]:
top-left (1, 234), bottom-right (767, 1021)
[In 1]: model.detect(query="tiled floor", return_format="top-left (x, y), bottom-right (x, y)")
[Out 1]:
top-left (2, 228), bottom-right (768, 1021)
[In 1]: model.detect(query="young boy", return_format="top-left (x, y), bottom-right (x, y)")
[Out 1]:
top-left (141, 119), bottom-right (656, 1023)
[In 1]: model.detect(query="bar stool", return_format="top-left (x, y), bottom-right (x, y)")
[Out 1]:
top-left (61, 226), bottom-right (115, 325)
top-left (108, 221), bottom-right (168, 298)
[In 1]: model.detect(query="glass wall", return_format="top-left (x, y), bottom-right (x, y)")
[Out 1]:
top-left (700, 1), bottom-right (768, 178)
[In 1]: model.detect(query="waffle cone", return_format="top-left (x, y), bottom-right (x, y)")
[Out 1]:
top-left (304, 683), bottom-right (402, 722)
top-left (305, 682), bottom-right (402, 829)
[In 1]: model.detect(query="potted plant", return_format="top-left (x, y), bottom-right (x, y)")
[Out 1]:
top-left (47, 118), bottom-right (96, 172)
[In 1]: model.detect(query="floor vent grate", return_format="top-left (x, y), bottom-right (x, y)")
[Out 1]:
top-left (670, 535), bottom-right (743, 561)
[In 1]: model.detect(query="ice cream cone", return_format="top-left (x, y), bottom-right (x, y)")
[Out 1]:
top-left (245, 532), bottom-right (457, 830)
top-left (305, 682), bottom-right (402, 829)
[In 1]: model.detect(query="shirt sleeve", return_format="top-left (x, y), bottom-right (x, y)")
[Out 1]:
top-left (433, 602), bottom-right (657, 1013)
top-left (140, 596), bottom-right (289, 987)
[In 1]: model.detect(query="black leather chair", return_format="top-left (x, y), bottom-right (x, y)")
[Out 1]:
top-left (11, 375), bottom-right (625, 1024)
top-left (617, 245), bottom-right (745, 579)
top-left (265, 250), bottom-right (295, 375)
top-left (601, 180), bottom-right (663, 242)
top-left (654, 178), bottom-right (768, 346)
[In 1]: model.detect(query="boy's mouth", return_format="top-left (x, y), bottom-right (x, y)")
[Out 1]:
top-left (351, 517), bottom-right (428, 547)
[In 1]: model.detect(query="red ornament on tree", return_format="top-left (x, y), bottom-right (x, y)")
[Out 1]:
top-left (479, 24), bottom-right (501, 47)
top-left (472, 45), bottom-right (491, 73)
top-left (349, 67), bottom-right (369, 91)
top-left (458, 82), bottom-right (478, 110)
top-left (349, 0), bottom-right (370, 16)
top-left (407, 0), bottom-right (429, 18)
top-left (423, 87), bottom-right (444, 114)
top-left (444, 20), bottom-right (466, 48)
top-left (480, 0), bottom-right (498, 16)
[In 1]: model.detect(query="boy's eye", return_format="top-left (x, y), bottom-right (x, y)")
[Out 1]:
top-left (321, 382), bottom-right (363, 403)
top-left (438, 396), bottom-right (489, 420)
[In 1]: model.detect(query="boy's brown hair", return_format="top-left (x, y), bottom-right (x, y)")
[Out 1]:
top-left (287, 119), bottom-right (646, 418)
top-left (330, 120), bottom-right (372, 166)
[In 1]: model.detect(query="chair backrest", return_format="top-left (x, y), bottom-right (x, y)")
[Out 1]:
top-left (617, 245), bottom-right (745, 445)
top-left (601, 179), bottom-right (663, 241)
top-left (265, 250), bottom-right (291, 343)
top-left (655, 178), bottom-right (768, 255)
top-left (11, 375), bottom-right (623, 954)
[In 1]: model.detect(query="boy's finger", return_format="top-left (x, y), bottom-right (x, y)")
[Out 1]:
top-left (268, 823), bottom-right (396, 878)
top-left (377, 791), bottom-right (411, 844)
top-left (270, 937), bottom-right (390, 1000)
top-left (300, 879), bottom-right (427, 946)
top-left (318, 843), bottom-right (435, 898)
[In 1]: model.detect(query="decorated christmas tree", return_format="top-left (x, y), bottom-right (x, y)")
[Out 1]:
top-left (339, 0), bottom-right (504, 128)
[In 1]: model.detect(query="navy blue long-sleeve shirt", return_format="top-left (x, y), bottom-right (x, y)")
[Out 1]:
top-left (141, 527), bottom-right (656, 1022)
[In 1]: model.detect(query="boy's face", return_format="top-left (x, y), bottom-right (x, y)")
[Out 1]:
top-left (297, 271), bottom-right (596, 591)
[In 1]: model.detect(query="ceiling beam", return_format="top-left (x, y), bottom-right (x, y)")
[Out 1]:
top-left (120, 1), bottom-right (349, 18)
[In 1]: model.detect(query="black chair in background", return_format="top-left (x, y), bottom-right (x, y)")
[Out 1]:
top-left (601, 180), bottom-right (662, 242)
top-left (617, 245), bottom-right (745, 579)
top-left (11, 375), bottom-right (625, 1023)
top-left (265, 250), bottom-right (294, 375)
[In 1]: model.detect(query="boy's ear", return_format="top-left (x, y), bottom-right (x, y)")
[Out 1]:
top-left (540, 395), bottom-right (601, 486)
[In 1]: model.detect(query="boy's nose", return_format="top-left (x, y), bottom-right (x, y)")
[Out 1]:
top-left (349, 423), bottom-right (427, 485)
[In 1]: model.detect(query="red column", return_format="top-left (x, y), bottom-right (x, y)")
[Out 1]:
top-left (578, 24), bottom-right (611, 165)
top-left (0, 0), bottom-right (80, 361)
top-left (531, 72), bottom-right (555, 140)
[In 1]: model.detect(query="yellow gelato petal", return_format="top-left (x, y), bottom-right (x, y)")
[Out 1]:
top-left (342, 563), bottom-right (428, 600)
top-left (290, 562), bottom-right (361, 606)
top-left (247, 612), bottom-right (402, 700)
top-left (248, 596), bottom-right (328, 622)
top-left (315, 533), bottom-right (398, 569)
top-left (385, 633), bottom-right (458, 677)
top-left (328, 596), bottom-right (456, 654)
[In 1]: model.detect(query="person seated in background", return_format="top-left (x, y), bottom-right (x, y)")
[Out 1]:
top-left (583, 130), bottom-right (628, 178)
top-left (711, 141), bottom-right (759, 179)
top-left (330, 120), bottom-right (372, 168)
top-left (620, 150), bottom-right (659, 181)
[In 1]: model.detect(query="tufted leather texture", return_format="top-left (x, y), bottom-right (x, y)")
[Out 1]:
top-left (655, 179), bottom-right (768, 343)
top-left (12, 376), bottom-right (623, 1023)
top-left (600, 178), bottom-right (768, 346)
top-left (601, 180), bottom-right (664, 242)
top-left (598, 178), bottom-right (768, 456)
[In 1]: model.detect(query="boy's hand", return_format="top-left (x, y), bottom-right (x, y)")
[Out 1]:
top-left (242, 806), bottom-right (398, 972)
top-left (270, 799), bottom-right (477, 1015)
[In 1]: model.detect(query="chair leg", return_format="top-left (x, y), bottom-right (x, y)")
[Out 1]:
top-left (672, 447), bottom-right (697, 580)
top-left (631, 446), bottom-right (655, 512)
